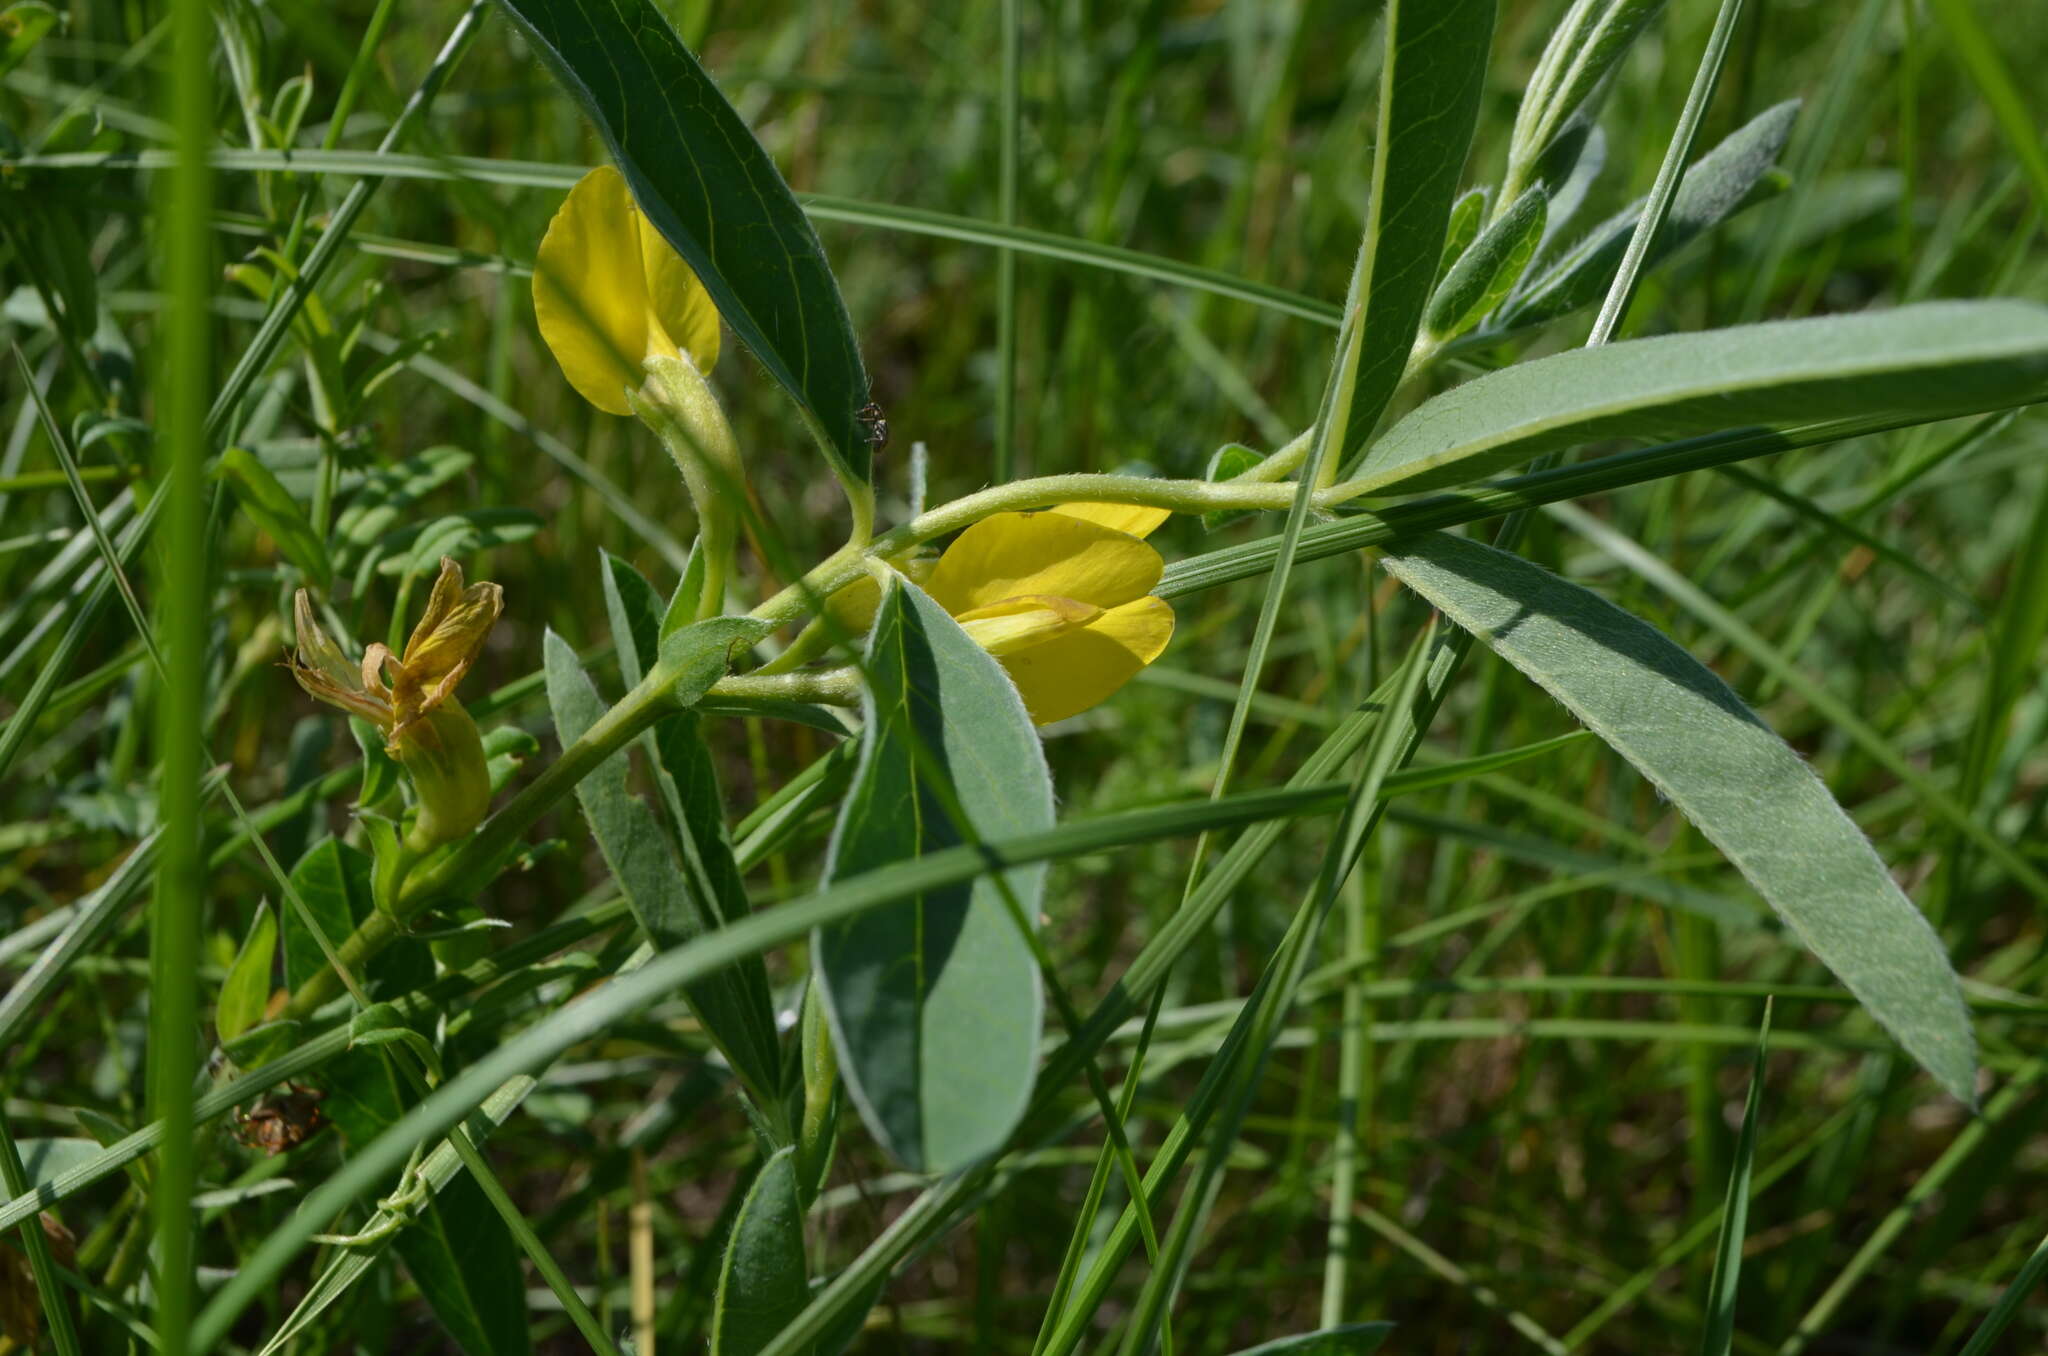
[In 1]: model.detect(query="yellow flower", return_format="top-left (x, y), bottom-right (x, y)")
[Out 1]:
top-left (289, 557), bottom-right (502, 847)
top-left (532, 165), bottom-right (744, 620)
top-left (532, 165), bottom-right (722, 414)
top-left (916, 505), bottom-right (1175, 725)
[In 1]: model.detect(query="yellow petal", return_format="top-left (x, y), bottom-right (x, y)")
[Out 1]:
top-left (291, 589), bottom-right (359, 694)
top-left (1053, 502), bottom-right (1171, 538)
top-left (638, 209), bottom-right (720, 375)
top-left (954, 594), bottom-right (1102, 657)
top-left (534, 166), bottom-right (719, 415)
top-left (398, 557), bottom-right (502, 709)
top-left (998, 596), bottom-right (1175, 725)
top-left (288, 591), bottom-right (391, 727)
top-left (925, 511), bottom-right (1163, 615)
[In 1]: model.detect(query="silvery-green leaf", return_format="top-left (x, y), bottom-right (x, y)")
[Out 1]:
top-left (1382, 531), bottom-right (1976, 1103)
top-left (814, 578), bottom-right (1053, 1172)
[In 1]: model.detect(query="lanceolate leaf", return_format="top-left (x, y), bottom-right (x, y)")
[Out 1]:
top-left (1493, 99), bottom-right (1799, 334)
top-left (1339, 0), bottom-right (1495, 460)
top-left (543, 630), bottom-right (783, 1107)
top-left (1381, 532), bottom-right (1976, 1103)
top-left (1426, 184), bottom-right (1547, 341)
top-left (712, 1147), bottom-right (811, 1356)
top-left (815, 578), bottom-right (1053, 1172)
top-left (220, 445), bottom-right (331, 586)
top-left (215, 901), bottom-right (276, 1044)
top-left (498, 0), bottom-right (873, 484)
top-left (1346, 300), bottom-right (2048, 496)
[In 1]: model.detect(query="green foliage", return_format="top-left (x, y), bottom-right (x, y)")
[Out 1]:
top-left (1426, 183), bottom-right (1548, 341)
top-left (215, 899), bottom-right (276, 1043)
top-left (1349, 300), bottom-right (2048, 495)
top-left (544, 626), bottom-right (783, 1108)
top-left (815, 579), bottom-right (1052, 1172)
top-left (1382, 533), bottom-right (1974, 1101)
top-left (712, 1147), bottom-right (812, 1356)
top-left (1493, 98), bottom-right (1801, 333)
top-left (6, 0), bottom-right (2048, 1352)
top-left (220, 445), bottom-right (331, 585)
top-left (1338, 0), bottom-right (1496, 461)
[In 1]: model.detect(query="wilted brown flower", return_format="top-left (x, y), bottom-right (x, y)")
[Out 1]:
top-left (289, 557), bottom-right (502, 848)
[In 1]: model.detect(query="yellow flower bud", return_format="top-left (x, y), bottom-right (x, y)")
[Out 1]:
top-left (532, 165), bottom-right (721, 415)
top-left (533, 165), bottom-right (745, 618)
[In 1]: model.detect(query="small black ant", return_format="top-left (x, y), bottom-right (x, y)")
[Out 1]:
top-left (856, 400), bottom-right (889, 452)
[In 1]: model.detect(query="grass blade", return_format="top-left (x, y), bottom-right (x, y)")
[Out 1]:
top-left (1698, 1001), bottom-right (1771, 1356)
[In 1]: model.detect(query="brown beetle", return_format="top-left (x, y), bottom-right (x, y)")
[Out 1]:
top-left (233, 1083), bottom-right (328, 1156)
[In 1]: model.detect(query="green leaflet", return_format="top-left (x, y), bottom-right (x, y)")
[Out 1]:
top-left (496, 0), bottom-right (873, 485)
top-left (1492, 99), bottom-right (1799, 334)
top-left (604, 553), bottom-right (782, 1077)
top-left (1431, 187), bottom-right (1489, 288)
top-left (1345, 300), bottom-right (2048, 497)
top-left (1381, 532), bottom-right (1976, 1103)
top-left (542, 625), bottom-right (783, 1110)
top-left (0, 2), bottom-right (58, 76)
top-left (712, 1147), bottom-right (812, 1356)
top-left (215, 901), bottom-right (276, 1043)
top-left (1425, 183), bottom-right (1547, 341)
top-left (1338, 0), bottom-right (1495, 461)
top-left (219, 445), bottom-right (330, 586)
top-left (814, 577), bottom-right (1053, 1173)
top-left (16, 1140), bottom-right (100, 1194)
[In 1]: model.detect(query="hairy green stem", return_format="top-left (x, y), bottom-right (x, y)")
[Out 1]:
top-left (749, 471), bottom-right (1307, 627)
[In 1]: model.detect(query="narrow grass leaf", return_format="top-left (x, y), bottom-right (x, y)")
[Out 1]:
top-left (1346, 300), bottom-right (2048, 496)
top-left (1381, 532), bottom-right (1976, 1102)
top-left (1953, 1226), bottom-right (2048, 1356)
top-left (815, 578), bottom-right (1053, 1172)
top-left (1228, 1326), bottom-right (1395, 1356)
top-left (1699, 1003), bottom-right (1770, 1356)
top-left (496, 0), bottom-right (873, 483)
